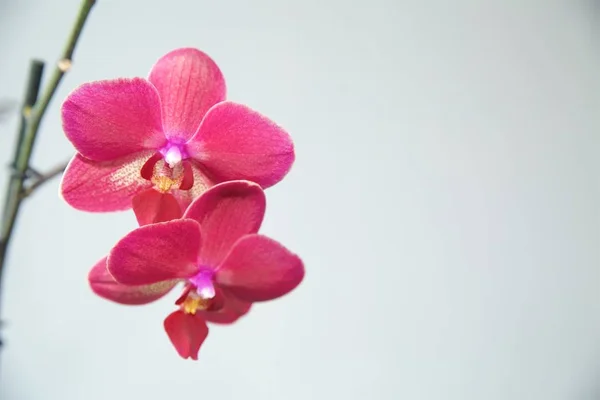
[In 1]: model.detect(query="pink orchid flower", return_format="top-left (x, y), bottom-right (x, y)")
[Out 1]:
top-left (60, 48), bottom-right (294, 218)
top-left (91, 180), bottom-right (304, 360)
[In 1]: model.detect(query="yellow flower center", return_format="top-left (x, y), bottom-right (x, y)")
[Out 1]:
top-left (181, 294), bottom-right (210, 315)
top-left (151, 175), bottom-right (180, 193)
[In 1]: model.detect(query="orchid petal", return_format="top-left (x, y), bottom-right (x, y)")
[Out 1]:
top-left (148, 48), bottom-right (226, 142)
top-left (60, 152), bottom-right (153, 212)
top-left (132, 189), bottom-right (183, 226)
top-left (196, 288), bottom-right (251, 324)
top-left (183, 181), bottom-right (265, 267)
top-left (186, 101), bottom-right (294, 188)
top-left (108, 220), bottom-right (201, 285)
top-left (164, 310), bottom-right (209, 360)
top-left (216, 234), bottom-right (304, 302)
top-left (88, 257), bottom-right (176, 305)
top-left (62, 78), bottom-right (166, 161)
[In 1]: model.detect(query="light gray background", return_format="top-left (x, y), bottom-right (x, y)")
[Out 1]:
top-left (0, 1), bottom-right (599, 399)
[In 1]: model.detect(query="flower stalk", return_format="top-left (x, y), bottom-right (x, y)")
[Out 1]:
top-left (0, 0), bottom-right (96, 350)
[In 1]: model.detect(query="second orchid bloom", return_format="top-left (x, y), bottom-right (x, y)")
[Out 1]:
top-left (91, 181), bottom-right (304, 359)
top-left (61, 48), bottom-right (304, 359)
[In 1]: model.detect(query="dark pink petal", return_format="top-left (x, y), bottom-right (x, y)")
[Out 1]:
top-left (179, 161), bottom-right (194, 190)
top-left (108, 220), bottom-right (201, 285)
top-left (140, 152), bottom-right (162, 180)
top-left (183, 180), bottom-right (265, 267)
top-left (60, 152), bottom-right (153, 212)
top-left (148, 48), bottom-right (226, 142)
top-left (88, 257), bottom-right (176, 305)
top-left (196, 288), bottom-right (251, 324)
top-left (132, 189), bottom-right (183, 226)
top-left (62, 78), bottom-right (166, 161)
top-left (171, 192), bottom-right (194, 217)
top-left (164, 310), bottom-right (209, 360)
top-left (216, 234), bottom-right (304, 302)
top-left (186, 102), bottom-right (295, 188)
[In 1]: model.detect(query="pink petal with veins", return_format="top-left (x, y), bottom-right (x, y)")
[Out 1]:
top-left (186, 101), bottom-right (294, 188)
top-left (164, 310), bottom-right (209, 360)
top-left (108, 220), bottom-right (201, 285)
top-left (148, 48), bottom-right (226, 142)
top-left (60, 152), bottom-right (153, 212)
top-left (216, 234), bottom-right (304, 302)
top-left (62, 78), bottom-right (166, 161)
top-left (183, 180), bottom-right (265, 267)
top-left (88, 257), bottom-right (176, 305)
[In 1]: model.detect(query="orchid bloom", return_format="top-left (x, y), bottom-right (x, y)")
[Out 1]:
top-left (91, 180), bottom-right (304, 359)
top-left (60, 48), bottom-right (294, 221)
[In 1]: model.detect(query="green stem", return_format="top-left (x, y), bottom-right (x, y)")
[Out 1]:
top-left (0, 0), bottom-right (96, 348)
top-left (10, 60), bottom-right (44, 170)
top-left (1, 61), bottom-right (45, 243)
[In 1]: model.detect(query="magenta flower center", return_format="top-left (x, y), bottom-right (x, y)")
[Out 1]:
top-left (178, 268), bottom-right (216, 315)
top-left (188, 268), bottom-right (215, 299)
top-left (160, 142), bottom-right (188, 168)
top-left (140, 141), bottom-right (194, 193)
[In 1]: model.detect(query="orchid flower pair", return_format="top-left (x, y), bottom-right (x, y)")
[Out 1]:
top-left (60, 48), bottom-right (304, 359)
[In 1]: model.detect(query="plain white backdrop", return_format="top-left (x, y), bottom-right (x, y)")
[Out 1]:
top-left (0, 1), bottom-right (599, 399)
